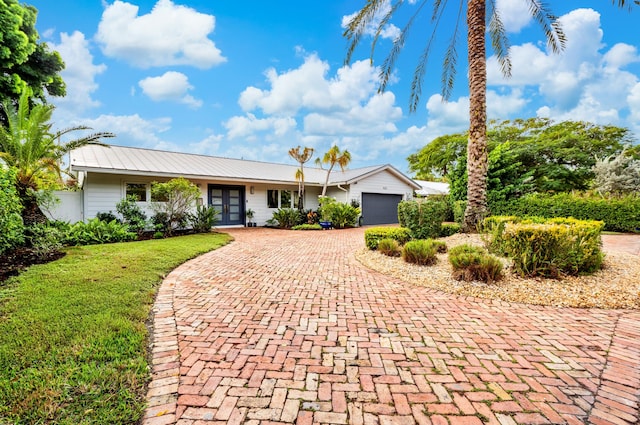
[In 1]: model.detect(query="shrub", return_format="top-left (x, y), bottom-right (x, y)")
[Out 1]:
top-left (398, 199), bottom-right (448, 239)
top-left (150, 178), bottom-right (200, 235)
top-left (448, 244), bottom-right (503, 283)
top-left (62, 218), bottom-right (137, 246)
top-left (429, 239), bottom-right (448, 253)
top-left (292, 223), bottom-right (322, 230)
top-left (189, 205), bottom-right (219, 233)
top-left (319, 197), bottom-right (360, 228)
top-left (401, 240), bottom-right (438, 265)
top-left (271, 208), bottom-right (301, 228)
top-left (151, 212), bottom-right (170, 234)
top-left (0, 167), bottom-right (24, 255)
top-left (377, 238), bottom-right (401, 257)
top-left (364, 227), bottom-right (412, 250)
top-left (116, 195), bottom-right (147, 234)
top-left (502, 219), bottom-right (604, 278)
top-left (95, 211), bottom-right (120, 223)
top-left (439, 223), bottom-right (461, 237)
top-left (491, 193), bottom-right (640, 233)
top-left (24, 222), bottom-right (63, 259)
top-left (452, 200), bottom-right (467, 225)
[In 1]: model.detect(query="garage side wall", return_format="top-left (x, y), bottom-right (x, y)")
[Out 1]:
top-left (348, 170), bottom-right (414, 206)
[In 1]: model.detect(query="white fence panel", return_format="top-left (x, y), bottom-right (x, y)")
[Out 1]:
top-left (45, 190), bottom-right (84, 223)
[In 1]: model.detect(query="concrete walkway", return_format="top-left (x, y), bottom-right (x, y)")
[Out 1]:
top-left (143, 228), bottom-right (640, 425)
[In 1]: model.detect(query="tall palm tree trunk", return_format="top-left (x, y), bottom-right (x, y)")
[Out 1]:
top-left (463, 0), bottom-right (488, 232)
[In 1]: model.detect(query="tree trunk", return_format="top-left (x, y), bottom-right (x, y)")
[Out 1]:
top-left (17, 185), bottom-right (48, 227)
top-left (463, 0), bottom-right (488, 232)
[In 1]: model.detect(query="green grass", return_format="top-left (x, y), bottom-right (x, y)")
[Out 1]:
top-left (0, 233), bottom-right (231, 424)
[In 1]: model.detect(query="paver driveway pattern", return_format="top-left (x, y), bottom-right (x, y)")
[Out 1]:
top-left (143, 228), bottom-right (640, 425)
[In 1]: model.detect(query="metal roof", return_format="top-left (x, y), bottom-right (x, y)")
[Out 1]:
top-left (414, 180), bottom-right (450, 196)
top-left (70, 144), bottom-right (420, 189)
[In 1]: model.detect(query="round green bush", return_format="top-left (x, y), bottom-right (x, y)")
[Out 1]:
top-left (448, 244), bottom-right (503, 283)
top-left (402, 240), bottom-right (438, 265)
top-left (377, 238), bottom-right (401, 257)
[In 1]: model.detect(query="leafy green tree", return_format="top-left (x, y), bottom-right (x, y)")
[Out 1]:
top-left (414, 119), bottom-right (634, 203)
top-left (408, 133), bottom-right (467, 179)
top-left (288, 146), bottom-right (314, 209)
top-left (315, 145), bottom-right (351, 196)
top-left (0, 90), bottom-right (114, 224)
top-left (0, 0), bottom-right (65, 105)
top-left (150, 177), bottom-right (201, 236)
top-left (0, 166), bottom-right (24, 254)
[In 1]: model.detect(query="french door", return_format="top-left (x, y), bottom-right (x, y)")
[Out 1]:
top-left (208, 185), bottom-right (245, 225)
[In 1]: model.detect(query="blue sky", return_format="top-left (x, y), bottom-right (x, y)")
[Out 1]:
top-left (30, 0), bottom-right (640, 174)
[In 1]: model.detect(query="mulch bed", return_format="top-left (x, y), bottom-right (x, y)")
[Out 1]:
top-left (0, 248), bottom-right (65, 283)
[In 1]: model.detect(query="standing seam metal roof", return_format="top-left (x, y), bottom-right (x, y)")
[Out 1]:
top-left (70, 144), bottom-right (420, 188)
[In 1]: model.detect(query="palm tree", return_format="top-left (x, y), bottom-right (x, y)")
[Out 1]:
top-left (316, 145), bottom-right (352, 197)
top-left (345, 1), bottom-right (636, 230)
top-left (0, 90), bottom-right (114, 224)
top-left (288, 146), bottom-right (315, 209)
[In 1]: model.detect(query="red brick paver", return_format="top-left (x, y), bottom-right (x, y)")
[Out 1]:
top-left (143, 228), bottom-right (640, 424)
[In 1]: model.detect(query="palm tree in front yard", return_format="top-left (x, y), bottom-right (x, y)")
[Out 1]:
top-left (0, 90), bottom-right (114, 224)
top-left (316, 145), bottom-right (352, 197)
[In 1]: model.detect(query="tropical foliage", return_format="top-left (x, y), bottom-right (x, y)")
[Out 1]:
top-left (0, 166), bottom-right (24, 254)
top-left (0, 0), bottom-right (66, 105)
top-left (0, 90), bottom-right (114, 223)
top-left (288, 146), bottom-right (314, 209)
top-left (150, 177), bottom-right (201, 236)
top-left (316, 145), bottom-right (351, 196)
top-left (592, 150), bottom-right (640, 196)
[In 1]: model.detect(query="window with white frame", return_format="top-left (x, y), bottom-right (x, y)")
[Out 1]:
top-left (266, 189), bottom-right (299, 208)
top-left (125, 183), bottom-right (147, 201)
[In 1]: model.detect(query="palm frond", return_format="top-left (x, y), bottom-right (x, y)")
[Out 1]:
top-left (488, 0), bottom-right (512, 78)
top-left (440, 1), bottom-right (464, 100)
top-left (344, 0), bottom-right (391, 65)
top-left (526, 0), bottom-right (566, 54)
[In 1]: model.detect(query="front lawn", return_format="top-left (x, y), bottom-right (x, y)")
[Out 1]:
top-left (0, 233), bottom-right (231, 424)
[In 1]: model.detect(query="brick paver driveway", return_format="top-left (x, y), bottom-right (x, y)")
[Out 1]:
top-left (143, 228), bottom-right (639, 425)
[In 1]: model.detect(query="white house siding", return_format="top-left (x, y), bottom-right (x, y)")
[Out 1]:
top-left (348, 169), bottom-right (414, 208)
top-left (45, 190), bottom-right (84, 223)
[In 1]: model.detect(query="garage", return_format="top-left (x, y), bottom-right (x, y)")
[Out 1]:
top-left (361, 193), bottom-right (403, 225)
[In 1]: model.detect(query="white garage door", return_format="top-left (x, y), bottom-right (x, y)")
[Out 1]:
top-left (361, 193), bottom-right (403, 225)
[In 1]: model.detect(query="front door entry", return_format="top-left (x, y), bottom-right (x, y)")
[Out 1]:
top-left (209, 185), bottom-right (245, 225)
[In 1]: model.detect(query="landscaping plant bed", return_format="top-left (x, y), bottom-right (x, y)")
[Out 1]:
top-left (356, 233), bottom-right (640, 309)
top-left (0, 248), bottom-right (65, 283)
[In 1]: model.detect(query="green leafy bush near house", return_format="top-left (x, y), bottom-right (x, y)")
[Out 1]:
top-left (271, 208), bottom-right (302, 228)
top-left (116, 195), bottom-right (147, 235)
top-left (401, 239), bottom-right (438, 265)
top-left (318, 197), bottom-right (360, 228)
top-left (61, 218), bottom-right (137, 246)
top-left (398, 199), bottom-right (448, 239)
top-left (150, 178), bottom-right (200, 235)
top-left (502, 219), bottom-right (605, 278)
top-left (448, 244), bottom-right (503, 283)
top-left (189, 205), bottom-right (219, 233)
top-left (491, 193), bottom-right (640, 233)
top-left (364, 227), bottom-right (412, 250)
top-left (377, 238), bottom-right (401, 257)
top-left (0, 167), bottom-right (24, 255)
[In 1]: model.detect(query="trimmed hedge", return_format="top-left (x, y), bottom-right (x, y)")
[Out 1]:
top-left (488, 216), bottom-right (605, 278)
top-left (398, 199), bottom-right (447, 239)
top-left (364, 227), bottom-right (412, 250)
top-left (439, 223), bottom-right (461, 237)
top-left (491, 193), bottom-right (640, 233)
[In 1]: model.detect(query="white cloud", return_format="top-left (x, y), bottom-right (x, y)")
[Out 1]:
top-left (77, 114), bottom-right (173, 149)
top-left (487, 8), bottom-right (639, 133)
top-left (139, 71), bottom-right (202, 108)
top-left (224, 114), bottom-right (297, 140)
top-left (496, 0), bottom-right (532, 33)
top-left (50, 31), bottom-right (106, 113)
top-left (96, 0), bottom-right (226, 69)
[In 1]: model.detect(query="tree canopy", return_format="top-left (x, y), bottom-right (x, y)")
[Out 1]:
top-left (0, 0), bottom-right (65, 105)
top-left (408, 118), bottom-right (636, 203)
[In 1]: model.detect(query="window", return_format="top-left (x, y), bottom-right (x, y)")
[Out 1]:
top-left (281, 190), bottom-right (291, 208)
top-left (126, 183), bottom-right (147, 201)
top-left (267, 190), bottom-right (279, 208)
top-left (267, 189), bottom-right (297, 208)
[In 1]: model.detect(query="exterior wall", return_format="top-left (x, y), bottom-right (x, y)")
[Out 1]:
top-left (79, 172), bottom-right (325, 227)
top-left (45, 190), bottom-right (84, 223)
top-left (348, 170), bottom-right (415, 206)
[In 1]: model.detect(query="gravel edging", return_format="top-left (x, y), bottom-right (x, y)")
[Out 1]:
top-left (355, 233), bottom-right (640, 309)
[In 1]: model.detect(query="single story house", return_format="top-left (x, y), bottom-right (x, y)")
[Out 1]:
top-left (59, 144), bottom-right (421, 226)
